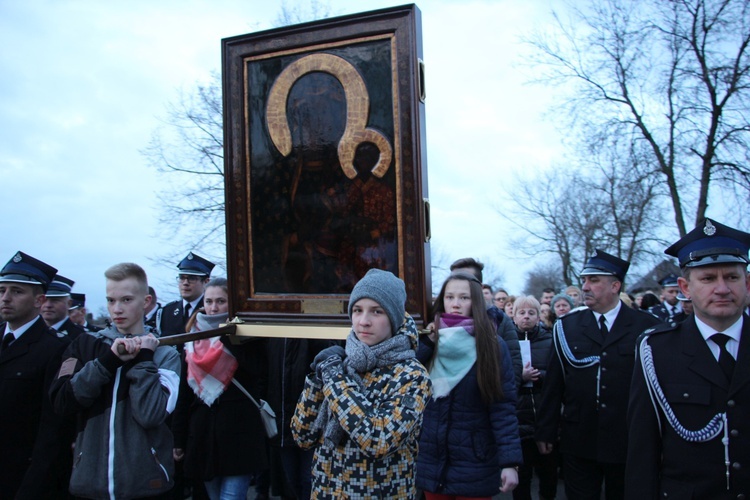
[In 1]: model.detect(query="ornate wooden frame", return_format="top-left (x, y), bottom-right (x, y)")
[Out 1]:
top-left (222, 4), bottom-right (431, 327)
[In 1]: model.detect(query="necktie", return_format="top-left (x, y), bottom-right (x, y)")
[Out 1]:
top-left (184, 303), bottom-right (192, 324)
top-left (599, 315), bottom-right (608, 337)
top-left (1, 332), bottom-right (15, 353)
top-left (710, 333), bottom-right (735, 382)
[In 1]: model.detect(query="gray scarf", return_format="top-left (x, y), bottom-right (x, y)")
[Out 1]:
top-left (312, 324), bottom-right (416, 447)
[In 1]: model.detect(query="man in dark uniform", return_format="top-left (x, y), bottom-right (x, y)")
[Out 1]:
top-left (626, 219), bottom-right (750, 499)
top-left (144, 285), bottom-right (162, 330)
top-left (535, 249), bottom-right (660, 500)
top-left (0, 251), bottom-right (69, 498)
top-left (158, 252), bottom-right (215, 337)
top-left (41, 274), bottom-right (85, 340)
top-left (158, 253), bottom-right (214, 500)
top-left (648, 273), bottom-right (683, 323)
top-left (69, 292), bottom-right (102, 332)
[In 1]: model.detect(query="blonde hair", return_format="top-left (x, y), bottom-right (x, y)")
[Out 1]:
top-left (104, 263), bottom-right (148, 295)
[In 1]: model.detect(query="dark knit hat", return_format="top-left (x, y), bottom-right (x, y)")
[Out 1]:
top-left (348, 269), bottom-right (406, 333)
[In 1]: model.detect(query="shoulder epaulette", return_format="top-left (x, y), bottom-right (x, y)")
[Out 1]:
top-left (641, 321), bottom-right (678, 336)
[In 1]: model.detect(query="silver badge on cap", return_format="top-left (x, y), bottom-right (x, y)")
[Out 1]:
top-left (188, 253), bottom-right (194, 260)
top-left (704, 219), bottom-right (716, 236)
top-left (12, 253), bottom-right (22, 263)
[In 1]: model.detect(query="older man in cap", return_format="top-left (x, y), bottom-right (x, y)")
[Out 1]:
top-left (535, 249), bottom-right (660, 500)
top-left (0, 251), bottom-right (69, 498)
top-left (648, 273), bottom-right (683, 323)
top-left (626, 219), bottom-right (750, 499)
top-left (158, 252), bottom-right (215, 338)
top-left (41, 274), bottom-right (85, 340)
top-left (69, 292), bottom-right (102, 332)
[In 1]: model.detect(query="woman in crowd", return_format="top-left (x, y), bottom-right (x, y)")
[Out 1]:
top-left (504, 294), bottom-right (516, 318)
top-left (564, 285), bottom-right (583, 307)
top-left (539, 302), bottom-right (553, 328)
top-left (291, 269), bottom-right (432, 499)
top-left (493, 288), bottom-right (510, 311)
top-left (512, 296), bottom-right (557, 500)
top-left (172, 277), bottom-right (269, 500)
top-left (638, 291), bottom-right (661, 311)
top-left (550, 293), bottom-right (574, 321)
top-left (417, 272), bottom-right (522, 499)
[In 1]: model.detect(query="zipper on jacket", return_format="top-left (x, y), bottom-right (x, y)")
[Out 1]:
top-left (108, 367), bottom-right (121, 500)
top-left (151, 447), bottom-right (170, 482)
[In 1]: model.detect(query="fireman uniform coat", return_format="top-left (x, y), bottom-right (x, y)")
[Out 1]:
top-left (535, 304), bottom-right (659, 463)
top-left (625, 316), bottom-right (750, 499)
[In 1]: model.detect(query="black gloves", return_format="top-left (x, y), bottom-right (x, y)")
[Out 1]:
top-left (310, 345), bottom-right (346, 382)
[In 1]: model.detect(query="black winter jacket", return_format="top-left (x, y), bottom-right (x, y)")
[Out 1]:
top-left (514, 324), bottom-right (553, 440)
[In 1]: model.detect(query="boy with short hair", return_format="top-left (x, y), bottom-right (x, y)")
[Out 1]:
top-left (50, 262), bottom-right (181, 499)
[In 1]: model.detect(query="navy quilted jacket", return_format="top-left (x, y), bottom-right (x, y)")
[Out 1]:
top-left (416, 335), bottom-right (522, 497)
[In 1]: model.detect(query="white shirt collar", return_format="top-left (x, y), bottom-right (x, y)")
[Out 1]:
top-left (591, 300), bottom-right (622, 330)
top-left (184, 295), bottom-right (203, 312)
top-left (50, 317), bottom-right (68, 331)
top-left (4, 315), bottom-right (42, 340)
top-left (695, 314), bottom-right (743, 359)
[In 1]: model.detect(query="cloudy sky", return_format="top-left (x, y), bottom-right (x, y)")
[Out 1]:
top-left (0, 0), bottom-right (567, 315)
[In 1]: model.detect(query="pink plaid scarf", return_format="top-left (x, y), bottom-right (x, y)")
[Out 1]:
top-left (185, 320), bottom-right (238, 406)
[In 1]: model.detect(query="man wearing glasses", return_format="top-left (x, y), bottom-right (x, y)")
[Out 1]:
top-left (158, 252), bottom-right (215, 338)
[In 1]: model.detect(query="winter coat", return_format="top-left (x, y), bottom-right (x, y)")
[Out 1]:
top-left (266, 337), bottom-right (339, 448)
top-left (291, 317), bottom-right (432, 499)
top-left (49, 326), bottom-right (181, 499)
top-left (488, 305), bottom-right (523, 386)
top-left (416, 334), bottom-right (523, 497)
top-left (172, 336), bottom-right (269, 480)
top-left (515, 324), bottom-right (553, 440)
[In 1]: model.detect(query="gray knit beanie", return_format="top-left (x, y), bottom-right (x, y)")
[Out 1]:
top-left (348, 269), bottom-right (406, 333)
top-left (551, 293), bottom-right (575, 309)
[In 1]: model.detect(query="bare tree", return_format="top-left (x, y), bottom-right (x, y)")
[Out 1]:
top-left (526, 0), bottom-right (750, 235)
top-left (142, 72), bottom-right (226, 267)
top-left (502, 140), bottom-right (664, 286)
top-left (523, 261), bottom-right (566, 299)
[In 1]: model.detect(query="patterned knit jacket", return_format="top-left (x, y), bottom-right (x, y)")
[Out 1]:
top-left (291, 318), bottom-right (432, 499)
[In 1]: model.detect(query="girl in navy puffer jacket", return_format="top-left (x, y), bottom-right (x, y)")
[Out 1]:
top-left (417, 272), bottom-right (522, 499)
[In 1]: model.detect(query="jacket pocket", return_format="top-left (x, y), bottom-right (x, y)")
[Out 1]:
top-left (471, 431), bottom-right (492, 461)
top-left (663, 384), bottom-right (711, 406)
top-left (561, 400), bottom-right (580, 422)
top-left (150, 447), bottom-right (170, 482)
top-left (659, 476), bottom-right (695, 498)
top-left (568, 339), bottom-right (596, 356)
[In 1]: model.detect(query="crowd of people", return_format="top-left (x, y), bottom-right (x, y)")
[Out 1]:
top-left (2, 217), bottom-right (750, 499)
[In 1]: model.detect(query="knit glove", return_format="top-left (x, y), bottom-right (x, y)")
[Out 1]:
top-left (310, 345), bottom-right (346, 382)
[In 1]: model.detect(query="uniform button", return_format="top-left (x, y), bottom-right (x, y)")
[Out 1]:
top-left (683, 393), bottom-right (690, 398)
top-left (733, 462), bottom-right (741, 470)
top-left (728, 400), bottom-right (736, 407)
top-left (601, 403), bottom-right (607, 409)
top-left (732, 429), bottom-right (740, 437)
top-left (602, 367), bottom-right (607, 372)
top-left (737, 494), bottom-right (745, 500)
top-left (601, 385), bottom-right (607, 390)
top-left (602, 351), bottom-right (608, 357)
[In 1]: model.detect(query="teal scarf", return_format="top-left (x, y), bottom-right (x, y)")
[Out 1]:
top-left (430, 314), bottom-right (476, 399)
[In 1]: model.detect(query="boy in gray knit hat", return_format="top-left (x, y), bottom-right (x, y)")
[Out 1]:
top-left (347, 268), bottom-right (406, 334)
top-left (292, 268), bottom-right (431, 498)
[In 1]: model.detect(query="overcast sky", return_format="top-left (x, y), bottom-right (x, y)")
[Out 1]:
top-left (1, 0), bottom-right (568, 315)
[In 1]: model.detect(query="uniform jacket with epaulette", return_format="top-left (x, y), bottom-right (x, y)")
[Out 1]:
top-left (626, 315), bottom-right (750, 499)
